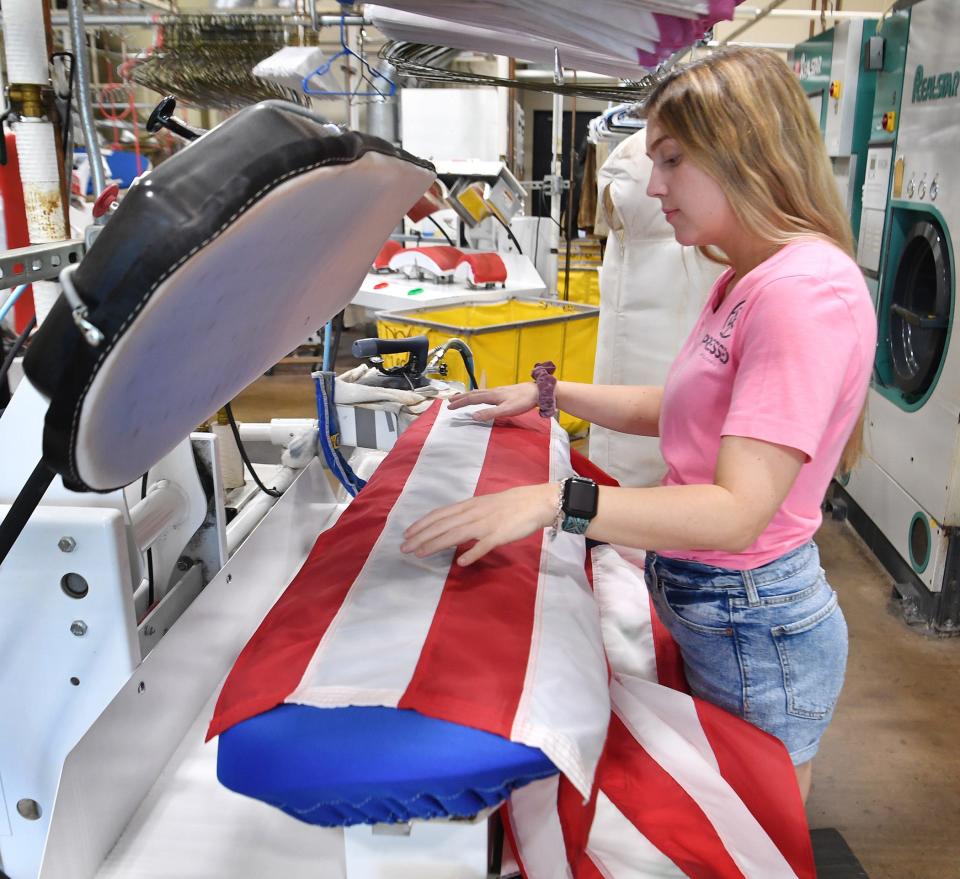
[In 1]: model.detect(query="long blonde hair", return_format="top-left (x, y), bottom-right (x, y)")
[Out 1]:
top-left (644, 47), bottom-right (864, 473)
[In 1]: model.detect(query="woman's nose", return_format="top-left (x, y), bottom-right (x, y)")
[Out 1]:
top-left (646, 168), bottom-right (665, 199)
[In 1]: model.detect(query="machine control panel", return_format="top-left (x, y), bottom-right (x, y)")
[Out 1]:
top-left (857, 145), bottom-right (894, 273)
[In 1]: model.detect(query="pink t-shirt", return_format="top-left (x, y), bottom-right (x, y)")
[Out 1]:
top-left (657, 238), bottom-right (877, 569)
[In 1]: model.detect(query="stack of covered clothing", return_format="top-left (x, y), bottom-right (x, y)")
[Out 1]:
top-left (369, 1), bottom-right (744, 78)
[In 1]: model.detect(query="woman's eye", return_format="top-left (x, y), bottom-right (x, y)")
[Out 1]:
top-left (663, 155), bottom-right (681, 167)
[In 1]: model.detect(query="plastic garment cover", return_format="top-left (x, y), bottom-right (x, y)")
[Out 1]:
top-left (369, 1), bottom-right (741, 77)
top-left (590, 130), bottom-right (723, 487)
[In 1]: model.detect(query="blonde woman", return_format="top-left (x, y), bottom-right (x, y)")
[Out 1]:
top-left (401, 48), bottom-right (877, 801)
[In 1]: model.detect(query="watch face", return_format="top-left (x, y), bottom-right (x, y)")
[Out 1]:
top-left (563, 478), bottom-right (598, 519)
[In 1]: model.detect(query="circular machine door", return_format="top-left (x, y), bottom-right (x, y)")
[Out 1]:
top-left (887, 219), bottom-right (952, 400)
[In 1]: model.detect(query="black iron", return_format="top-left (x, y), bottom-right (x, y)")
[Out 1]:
top-left (352, 335), bottom-right (431, 389)
top-left (146, 96), bottom-right (204, 142)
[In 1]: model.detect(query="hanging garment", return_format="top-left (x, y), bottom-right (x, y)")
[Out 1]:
top-left (590, 129), bottom-right (723, 487)
top-left (208, 401), bottom-right (814, 877)
top-left (577, 142), bottom-right (598, 233)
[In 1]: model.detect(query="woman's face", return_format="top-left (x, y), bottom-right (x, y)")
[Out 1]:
top-left (645, 116), bottom-right (739, 249)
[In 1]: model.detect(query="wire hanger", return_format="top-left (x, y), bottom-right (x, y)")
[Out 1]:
top-left (303, 15), bottom-right (396, 99)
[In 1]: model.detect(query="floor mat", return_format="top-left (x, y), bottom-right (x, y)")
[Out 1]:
top-left (811, 828), bottom-right (870, 878)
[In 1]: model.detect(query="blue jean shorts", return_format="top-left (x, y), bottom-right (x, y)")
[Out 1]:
top-left (644, 541), bottom-right (847, 765)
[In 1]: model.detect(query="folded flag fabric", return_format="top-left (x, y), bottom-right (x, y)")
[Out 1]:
top-left (506, 544), bottom-right (816, 878)
top-left (208, 402), bottom-right (610, 799)
top-left (208, 400), bottom-right (814, 878)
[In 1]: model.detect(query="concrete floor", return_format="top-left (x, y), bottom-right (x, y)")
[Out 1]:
top-left (233, 358), bottom-right (960, 879)
top-left (811, 520), bottom-right (960, 879)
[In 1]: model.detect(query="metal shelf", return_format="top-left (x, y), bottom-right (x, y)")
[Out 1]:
top-left (0, 240), bottom-right (86, 288)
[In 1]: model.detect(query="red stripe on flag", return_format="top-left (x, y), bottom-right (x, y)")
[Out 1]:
top-left (694, 700), bottom-right (816, 879)
top-left (399, 411), bottom-right (551, 736)
top-left (207, 401), bottom-right (444, 740)
top-left (599, 714), bottom-right (746, 879)
top-left (649, 593), bottom-right (690, 694)
top-left (580, 854), bottom-right (610, 879)
top-left (571, 448), bottom-right (620, 487)
top-left (559, 772), bottom-right (599, 876)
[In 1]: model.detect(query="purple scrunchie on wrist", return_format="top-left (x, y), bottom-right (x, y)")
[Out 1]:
top-left (531, 361), bottom-right (558, 418)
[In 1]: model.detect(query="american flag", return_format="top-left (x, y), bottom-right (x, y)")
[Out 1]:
top-left (208, 401), bottom-right (815, 878)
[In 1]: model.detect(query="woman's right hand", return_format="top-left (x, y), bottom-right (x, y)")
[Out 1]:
top-left (447, 383), bottom-right (540, 422)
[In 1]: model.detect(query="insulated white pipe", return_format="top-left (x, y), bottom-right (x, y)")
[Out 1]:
top-left (237, 419), bottom-right (316, 446)
top-left (129, 480), bottom-right (190, 553)
top-left (12, 120), bottom-right (68, 324)
top-left (2, 0), bottom-right (49, 85)
top-left (225, 466), bottom-right (298, 555)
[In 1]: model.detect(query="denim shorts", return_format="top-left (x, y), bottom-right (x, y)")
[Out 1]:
top-left (644, 541), bottom-right (847, 765)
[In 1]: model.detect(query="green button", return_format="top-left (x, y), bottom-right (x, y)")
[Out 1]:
top-left (407, 287), bottom-right (424, 296)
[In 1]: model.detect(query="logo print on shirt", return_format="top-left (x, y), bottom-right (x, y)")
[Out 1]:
top-left (700, 334), bottom-right (730, 363)
top-left (719, 299), bottom-right (746, 339)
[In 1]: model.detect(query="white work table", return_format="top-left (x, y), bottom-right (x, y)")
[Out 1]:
top-left (352, 252), bottom-right (547, 313)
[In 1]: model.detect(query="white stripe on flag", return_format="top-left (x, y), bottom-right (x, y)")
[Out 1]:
top-left (511, 419), bottom-right (610, 798)
top-left (611, 675), bottom-right (799, 879)
top-left (591, 545), bottom-right (658, 683)
top-left (586, 792), bottom-right (689, 878)
top-left (507, 775), bottom-right (574, 879)
top-left (287, 402), bottom-right (493, 706)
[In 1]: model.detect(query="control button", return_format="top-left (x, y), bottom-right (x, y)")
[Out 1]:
top-left (881, 111), bottom-right (896, 133)
top-left (92, 183), bottom-right (121, 219)
top-left (930, 176), bottom-right (940, 201)
top-left (829, 80), bottom-right (842, 99)
top-left (907, 175), bottom-right (916, 198)
top-left (919, 174), bottom-right (927, 200)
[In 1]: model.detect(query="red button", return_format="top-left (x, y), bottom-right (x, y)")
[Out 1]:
top-left (92, 183), bottom-right (121, 218)
top-left (374, 282), bottom-right (389, 289)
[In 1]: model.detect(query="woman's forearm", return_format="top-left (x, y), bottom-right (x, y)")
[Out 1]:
top-left (585, 483), bottom-right (758, 553)
top-left (556, 381), bottom-right (663, 436)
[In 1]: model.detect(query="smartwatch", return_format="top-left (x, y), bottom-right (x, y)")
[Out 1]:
top-left (561, 476), bottom-right (599, 535)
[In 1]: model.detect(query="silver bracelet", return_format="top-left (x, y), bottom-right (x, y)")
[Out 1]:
top-left (549, 478), bottom-right (568, 539)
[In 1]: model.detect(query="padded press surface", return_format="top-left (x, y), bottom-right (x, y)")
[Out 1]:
top-left (217, 704), bottom-right (557, 826)
top-left (24, 101), bottom-right (434, 492)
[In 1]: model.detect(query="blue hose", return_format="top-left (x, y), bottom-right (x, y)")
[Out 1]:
top-left (322, 320), bottom-right (334, 372)
top-left (0, 285), bottom-right (29, 326)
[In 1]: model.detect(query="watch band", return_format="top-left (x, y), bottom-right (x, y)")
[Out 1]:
top-left (561, 514), bottom-right (592, 535)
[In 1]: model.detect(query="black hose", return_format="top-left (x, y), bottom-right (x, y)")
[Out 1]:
top-left (51, 52), bottom-right (76, 158)
top-left (445, 339), bottom-right (479, 390)
top-left (140, 472), bottom-right (155, 609)
top-left (427, 214), bottom-right (456, 246)
top-left (223, 402), bottom-right (282, 498)
top-left (0, 316), bottom-right (37, 417)
top-left (492, 213), bottom-right (523, 255)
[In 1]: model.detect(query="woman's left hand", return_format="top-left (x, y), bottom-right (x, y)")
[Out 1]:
top-left (401, 483), bottom-right (559, 567)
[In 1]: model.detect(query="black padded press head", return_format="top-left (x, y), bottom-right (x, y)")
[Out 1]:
top-left (24, 101), bottom-right (435, 492)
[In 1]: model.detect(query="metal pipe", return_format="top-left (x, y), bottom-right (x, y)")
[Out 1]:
top-left (68, 0), bottom-right (106, 197)
top-left (27, 12), bottom-right (368, 28)
top-left (549, 91), bottom-right (563, 297)
top-left (129, 480), bottom-right (189, 553)
top-left (734, 7), bottom-right (883, 19)
top-left (721, 0), bottom-right (791, 45)
top-left (705, 40), bottom-right (796, 50)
